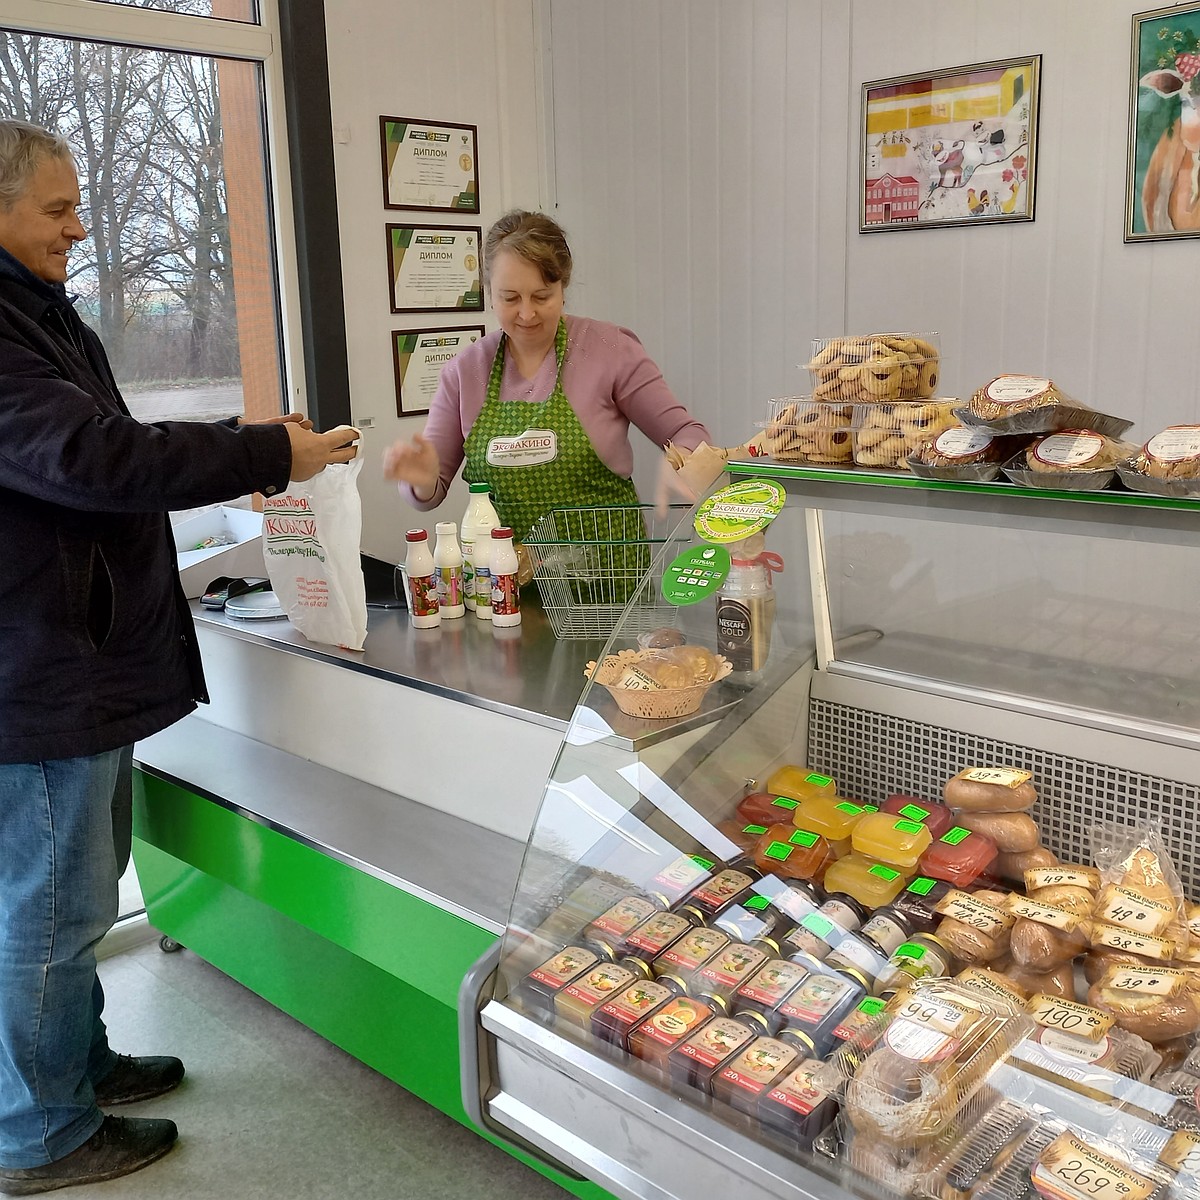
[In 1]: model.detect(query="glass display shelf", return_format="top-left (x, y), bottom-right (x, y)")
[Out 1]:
top-left (462, 474), bottom-right (1200, 1200)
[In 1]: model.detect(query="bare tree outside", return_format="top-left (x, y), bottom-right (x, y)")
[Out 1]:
top-left (0, 23), bottom-right (258, 419)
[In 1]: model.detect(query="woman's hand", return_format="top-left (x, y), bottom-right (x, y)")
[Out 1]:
top-left (382, 431), bottom-right (440, 497)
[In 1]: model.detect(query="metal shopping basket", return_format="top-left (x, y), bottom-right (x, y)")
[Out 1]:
top-left (523, 505), bottom-right (694, 639)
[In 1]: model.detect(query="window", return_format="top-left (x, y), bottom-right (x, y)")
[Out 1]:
top-left (0, 0), bottom-right (292, 422)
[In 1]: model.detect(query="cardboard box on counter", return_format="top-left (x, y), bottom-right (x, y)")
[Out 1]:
top-left (172, 505), bottom-right (265, 598)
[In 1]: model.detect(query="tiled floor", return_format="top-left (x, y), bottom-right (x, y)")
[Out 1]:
top-left (71, 937), bottom-right (573, 1199)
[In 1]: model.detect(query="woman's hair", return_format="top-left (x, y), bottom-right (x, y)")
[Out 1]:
top-left (483, 210), bottom-right (572, 290)
top-left (0, 120), bottom-right (73, 210)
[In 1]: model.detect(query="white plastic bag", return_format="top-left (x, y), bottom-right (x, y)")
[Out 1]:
top-left (262, 453), bottom-right (368, 650)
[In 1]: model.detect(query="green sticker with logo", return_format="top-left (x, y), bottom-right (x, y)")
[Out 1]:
top-left (805, 772), bottom-right (833, 787)
top-left (741, 824), bottom-right (769, 836)
top-left (744, 894), bottom-right (773, 911)
top-left (941, 827), bottom-right (972, 845)
top-left (763, 841), bottom-right (794, 862)
top-left (788, 830), bottom-right (820, 847)
top-left (900, 804), bottom-right (931, 821)
top-left (800, 913), bottom-right (834, 937)
top-left (906, 877), bottom-right (938, 895)
top-left (771, 796), bottom-right (799, 810)
top-left (835, 802), bottom-right (864, 816)
top-left (694, 479), bottom-right (786, 544)
top-left (894, 820), bottom-right (924, 835)
top-left (661, 543), bottom-right (731, 606)
top-left (868, 864), bottom-right (900, 880)
top-left (896, 942), bottom-right (926, 960)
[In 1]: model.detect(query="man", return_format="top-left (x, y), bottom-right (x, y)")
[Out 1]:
top-left (0, 119), bottom-right (357, 1194)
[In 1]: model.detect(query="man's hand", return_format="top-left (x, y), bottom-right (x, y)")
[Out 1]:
top-left (381, 432), bottom-right (439, 498)
top-left (286, 423), bottom-right (360, 481)
top-left (240, 411), bottom-right (315, 431)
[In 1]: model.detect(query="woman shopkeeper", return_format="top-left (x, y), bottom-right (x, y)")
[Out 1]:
top-left (382, 210), bottom-right (712, 540)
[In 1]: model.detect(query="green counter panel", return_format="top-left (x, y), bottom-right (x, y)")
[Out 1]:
top-left (132, 770), bottom-right (611, 1200)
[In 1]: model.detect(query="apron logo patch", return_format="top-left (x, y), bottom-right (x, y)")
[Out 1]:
top-left (486, 429), bottom-right (558, 466)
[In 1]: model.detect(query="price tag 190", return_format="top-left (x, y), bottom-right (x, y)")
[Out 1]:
top-left (1025, 995), bottom-right (1113, 1042)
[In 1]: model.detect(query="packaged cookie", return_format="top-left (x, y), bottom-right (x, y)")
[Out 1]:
top-left (959, 373), bottom-right (1134, 437)
top-left (758, 397), bottom-right (853, 465)
top-left (1002, 429), bottom-right (1134, 491)
top-left (908, 425), bottom-right (1033, 482)
top-left (1118, 425), bottom-right (1200, 497)
top-left (806, 332), bottom-right (940, 404)
top-left (852, 400), bottom-right (959, 470)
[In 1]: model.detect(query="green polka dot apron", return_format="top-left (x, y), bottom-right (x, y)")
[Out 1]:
top-left (462, 319), bottom-right (647, 602)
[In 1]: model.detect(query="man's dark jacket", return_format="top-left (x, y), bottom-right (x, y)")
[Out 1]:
top-left (0, 248), bottom-right (291, 763)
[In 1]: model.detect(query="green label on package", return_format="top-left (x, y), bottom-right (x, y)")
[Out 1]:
top-left (693, 479), bottom-right (786, 543)
top-left (661, 544), bottom-right (731, 606)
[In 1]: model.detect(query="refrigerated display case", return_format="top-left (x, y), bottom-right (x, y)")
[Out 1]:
top-left (460, 462), bottom-right (1200, 1200)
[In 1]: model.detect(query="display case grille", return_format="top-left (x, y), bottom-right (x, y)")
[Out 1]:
top-left (807, 698), bottom-right (1200, 900)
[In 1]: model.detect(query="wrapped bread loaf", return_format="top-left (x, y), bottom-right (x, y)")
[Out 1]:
top-left (1131, 425), bottom-right (1200, 480)
top-left (1024, 430), bottom-right (1129, 473)
top-left (967, 375), bottom-right (1080, 422)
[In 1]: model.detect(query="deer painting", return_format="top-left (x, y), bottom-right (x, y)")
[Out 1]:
top-left (1139, 51), bottom-right (1200, 234)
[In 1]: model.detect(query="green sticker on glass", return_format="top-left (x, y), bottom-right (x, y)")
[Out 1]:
top-left (788, 829), bottom-right (819, 848)
top-left (868, 864), bottom-right (900, 881)
top-left (771, 796), bottom-right (799, 810)
top-left (763, 841), bottom-right (794, 862)
top-left (896, 942), bottom-right (926, 960)
top-left (801, 913), bottom-right (834, 938)
top-left (660, 543), bottom-right (731, 606)
top-left (941, 827), bottom-right (972, 845)
top-left (742, 824), bottom-right (768, 836)
top-left (744, 894), bottom-right (773, 911)
top-left (906, 877), bottom-right (938, 895)
top-left (900, 804), bottom-right (931, 821)
top-left (835, 802), bottom-right (864, 816)
top-left (805, 772), bottom-right (833, 787)
top-left (894, 820), bottom-right (924, 835)
top-left (694, 479), bottom-right (786, 544)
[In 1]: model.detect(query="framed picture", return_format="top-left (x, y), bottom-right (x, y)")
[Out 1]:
top-left (859, 55), bottom-right (1040, 232)
top-left (392, 325), bottom-right (485, 417)
top-left (385, 224), bottom-right (483, 314)
top-left (1126, 5), bottom-right (1200, 242)
top-left (380, 116), bottom-right (479, 212)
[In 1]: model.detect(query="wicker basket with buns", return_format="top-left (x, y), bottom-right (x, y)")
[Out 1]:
top-left (584, 648), bottom-right (732, 719)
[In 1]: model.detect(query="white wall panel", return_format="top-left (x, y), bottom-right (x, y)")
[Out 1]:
top-left (546, 0), bottom-right (1199, 451)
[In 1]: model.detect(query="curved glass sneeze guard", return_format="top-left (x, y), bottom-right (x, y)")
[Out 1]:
top-left (490, 475), bottom-right (1200, 1200)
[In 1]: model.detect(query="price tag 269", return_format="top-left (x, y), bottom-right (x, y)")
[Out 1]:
top-left (1160, 1129), bottom-right (1200, 1177)
top-left (1033, 1131), bottom-right (1156, 1200)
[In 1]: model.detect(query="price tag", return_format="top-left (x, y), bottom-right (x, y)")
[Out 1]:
top-left (1103, 964), bottom-right (1186, 996)
top-left (660, 544), bottom-right (731, 606)
top-left (1090, 923), bottom-right (1174, 960)
top-left (1159, 1128), bottom-right (1200, 1176)
top-left (956, 967), bottom-right (1029, 1007)
top-left (1095, 885), bottom-right (1174, 936)
top-left (890, 993), bottom-right (973, 1038)
top-left (1032, 1131), bottom-right (1155, 1200)
top-left (1025, 866), bottom-right (1101, 892)
top-left (1026, 995), bottom-right (1113, 1042)
top-left (937, 891), bottom-right (1016, 934)
top-left (1007, 896), bottom-right (1080, 932)
top-left (958, 766), bottom-right (1032, 788)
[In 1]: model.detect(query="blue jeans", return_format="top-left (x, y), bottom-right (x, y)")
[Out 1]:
top-left (0, 747), bottom-right (132, 1167)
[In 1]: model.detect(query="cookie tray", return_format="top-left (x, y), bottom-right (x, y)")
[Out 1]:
top-left (955, 405), bottom-right (1133, 440)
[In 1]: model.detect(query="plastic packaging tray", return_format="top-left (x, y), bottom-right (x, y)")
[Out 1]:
top-left (1116, 464), bottom-right (1200, 498)
top-left (907, 456), bottom-right (1005, 483)
top-left (1001, 458), bottom-right (1118, 491)
top-left (807, 332), bottom-right (941, 405)
top-left (955, 402), bottom-right (1133, 439)
top-left (852, 400), bottom-right (959, 470)
top-left (758, 397), bottom-right (854, 465)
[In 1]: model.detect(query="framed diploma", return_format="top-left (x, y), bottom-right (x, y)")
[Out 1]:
top-left (392, 325), bottom-right (485, 417)
top-left (380, 116), bottom-right (479, 212)
top-left (386, 224), bottom-right (483, 314)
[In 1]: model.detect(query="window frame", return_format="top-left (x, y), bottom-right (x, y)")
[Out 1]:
top-left (0, 0), bottom-right (342, 422)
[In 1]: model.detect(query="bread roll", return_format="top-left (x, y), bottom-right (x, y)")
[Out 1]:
top-left (943, 770), bottom-right (1037, 813)
top-left (1087, 974), bottom-right (1200, 1045)
top-left (1083, 947), bottom-right (1158, 987)
top-left (1009, 917), bottom-right (1087, 973)
top-left (996, 847), bottom-right (1059, 882)
top-left (844, 1043), bottom-right (959, 1147)
top-left (934, 916), bottom-right (1007, 966)
top-left (999, 957), bottom-right (1077, 1001)
top-left (957, 811), bottom-right (1041, 854)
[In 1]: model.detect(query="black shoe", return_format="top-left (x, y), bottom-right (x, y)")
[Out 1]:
top-left (93, 1055), bottom-right (185, 1106)
top-left (0, 1116), bottom-right (177, 1195)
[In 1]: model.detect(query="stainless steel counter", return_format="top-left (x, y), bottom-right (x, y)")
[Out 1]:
top-left (194, 599), bottom-right (608, 733)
